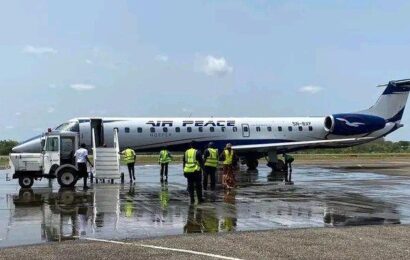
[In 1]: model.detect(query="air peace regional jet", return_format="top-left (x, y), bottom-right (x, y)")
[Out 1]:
top-left (12, 79), bottom-right (410, 170)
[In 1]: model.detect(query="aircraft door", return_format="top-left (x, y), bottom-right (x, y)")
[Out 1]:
top-left (91, 118), bottom-right (104, 147)
top-left (242, 124), bottom-right (250, 138)
top-left (43, 135), bottom-right (60, 174)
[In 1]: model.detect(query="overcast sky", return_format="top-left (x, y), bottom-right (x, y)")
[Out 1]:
top-left (1, 0), bottom-right (410, 141)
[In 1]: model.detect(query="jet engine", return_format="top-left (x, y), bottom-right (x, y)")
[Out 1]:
top-left (324, 113), bottom-right (386, 135)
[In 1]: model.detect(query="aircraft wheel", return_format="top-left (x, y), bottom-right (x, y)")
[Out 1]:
top-left (246, 159), bottom-right (259, 170)
top-left (57, 167), bottom-right (78, 188)
top-left (275, 159), bottom-right (287, 172)
top-left (19, 176), bottom-right (34, 188)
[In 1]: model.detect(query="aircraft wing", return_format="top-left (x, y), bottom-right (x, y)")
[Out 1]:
top-left (232, 137), bottom-right (375, 153)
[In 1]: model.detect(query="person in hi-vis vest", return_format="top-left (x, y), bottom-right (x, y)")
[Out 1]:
top-left (203, 142), bottom-right (218, 190)
top-left (121, 147), bottom-right (136, 182)
top-left (159, 146), bottom-right (172, 183)
top-left (219, 143), bottom-right (238, 189)
top-left (183, 141), bottom-right (204, 204)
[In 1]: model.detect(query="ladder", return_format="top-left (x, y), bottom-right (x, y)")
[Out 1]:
top-left (92, 128), bottom-right (121, 181)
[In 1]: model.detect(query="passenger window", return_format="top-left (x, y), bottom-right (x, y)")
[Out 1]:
top-left (163, 127), bottom-right (168, 133)
top-left (210, 127), bottom-right (215, 132)
top-left (46, 137), bottom-right (59, 152)
top-left (198, 127), bottom-right (203, 132)
top-left (221, 127), bottom-right (226, 132)
top-left (125, 127), bottom-right (130, 133)
top-left (187, 127), bottom-right (192, 133)
top-left (298, 126), bottom-right (303, 131)
top-left (137, 127), bottom-right (142, 133)
top-left (150, 127), bottom-right (155, 133)
top-left (288, 126), bottom-right (293, 132)
top-left (233, 127), bottom-right (238, 132)
top-left (309, 126), bottom-right (313, 131)
top-left (278, 126), bottom-right (283, 132)
top-left (267, 126), bottom-right (272, 132)
top-left (175, 127), bottom-right (180, 133)
top-left (256, 127), bottom-right (261, 132)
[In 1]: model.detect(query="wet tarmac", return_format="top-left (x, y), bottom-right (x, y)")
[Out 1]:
top-left (0, 164), bottom-right (409, 248)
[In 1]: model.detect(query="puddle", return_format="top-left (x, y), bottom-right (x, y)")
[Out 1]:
top-left (0, 164), bottom-right (409, 248)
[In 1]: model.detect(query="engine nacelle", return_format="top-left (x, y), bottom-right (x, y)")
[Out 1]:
top-left (324, 113), bottom-right (386, 135)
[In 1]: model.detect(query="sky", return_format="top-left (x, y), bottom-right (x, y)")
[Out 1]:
top-left (1, 0), bottom-right (410, 141)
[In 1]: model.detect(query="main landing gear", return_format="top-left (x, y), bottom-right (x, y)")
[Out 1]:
top-left (266, 151), bottom-right (293, 185)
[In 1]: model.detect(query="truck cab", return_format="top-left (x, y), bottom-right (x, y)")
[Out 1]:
top-left (10, 132), bottom-right (81, 188)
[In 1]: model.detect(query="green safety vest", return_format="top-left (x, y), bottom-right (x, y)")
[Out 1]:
top-left (223, 149), bottom-right (234, 165)
top-left (124, 148), bottom-right (136, 164)
top-left (204, 148), bottom-right (218, 168)
top-left (184, 148), bottom-right (201, 173)
top-left (284, 154), bottom-right (294, 163)
top-left (159, 150), bottom-right (172, 164)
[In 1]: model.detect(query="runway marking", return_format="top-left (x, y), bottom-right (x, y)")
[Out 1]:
top-left (82, 237), bottom-right (244, 260)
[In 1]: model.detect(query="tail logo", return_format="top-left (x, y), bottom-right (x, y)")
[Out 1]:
top-left (336, 118), bottom-right (365, 127)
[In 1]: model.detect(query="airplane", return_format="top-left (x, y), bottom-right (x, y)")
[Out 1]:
top-left (12, 79), bottom-right (410, 171)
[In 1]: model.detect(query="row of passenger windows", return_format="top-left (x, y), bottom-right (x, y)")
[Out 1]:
top-left (124, 125), bottom-right (314, 133)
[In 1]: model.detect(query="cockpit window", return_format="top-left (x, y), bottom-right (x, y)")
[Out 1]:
top-left (54, 121), bottom-right (80, 132)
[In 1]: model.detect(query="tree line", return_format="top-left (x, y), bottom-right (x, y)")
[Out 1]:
top-left (0, 139), bottom-right (409, 156)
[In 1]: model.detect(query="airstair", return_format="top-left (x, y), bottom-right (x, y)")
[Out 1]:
top-left (92, 128), bottom-right (122, 182)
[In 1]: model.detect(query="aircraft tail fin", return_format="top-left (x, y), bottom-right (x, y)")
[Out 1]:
top-left (360, 79), bottom-right (410, 123)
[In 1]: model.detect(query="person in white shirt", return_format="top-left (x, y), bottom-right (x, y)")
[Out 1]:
top-left (74, 143), bottom-right (93, 189)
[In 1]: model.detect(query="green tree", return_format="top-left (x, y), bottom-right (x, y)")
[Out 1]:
top-left (0, 140), bottom-right (19, 155)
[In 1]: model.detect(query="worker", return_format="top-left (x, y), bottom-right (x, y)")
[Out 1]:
top-left (159, 146), bottom-right (172, 183)
top-left (203, 142), bottom-right (218, 190)
top-left (183, 141), bottom-right (204, 204)
top-left (283, 153), bottom-right (294, 182)
top-left (121, 146), bottom-right (136, 182)
top-left (219, 143), bottom-right (237, 190)
top-left (74, 143), bottom-right (93, 189)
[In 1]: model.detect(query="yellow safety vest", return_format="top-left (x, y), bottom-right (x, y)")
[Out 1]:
top-left (124, 148), bottom-right (136, 164)
top-left (159, 150), bottom-right (172, 164)
top-left (223, 149), bottom-right (234, 165)
top-left (184, 148), bottom-right (201, 173)
top-left (204, 148), bottom-right (218, 168)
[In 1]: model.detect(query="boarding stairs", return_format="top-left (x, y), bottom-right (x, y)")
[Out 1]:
top-left (92, 128), bottom-right (122, 182)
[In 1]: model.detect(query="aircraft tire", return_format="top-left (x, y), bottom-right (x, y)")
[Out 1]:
top-left (57, 167), bottom-right (78, 188)
top-left (19, 176), bottom-right (34, 188)
top-left (275, 159), bottom-right (286, 172)
top-left (246, 159), bottom-right (259, 170)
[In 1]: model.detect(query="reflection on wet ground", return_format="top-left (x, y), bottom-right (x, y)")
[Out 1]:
top-left (0, 164), bottom-right (409, 248)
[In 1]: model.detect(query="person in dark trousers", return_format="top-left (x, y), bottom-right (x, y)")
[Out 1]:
top-left (283, 153), bottom-right (294, 182)
top-left (121, 147), bottom-right (136, 182)
top-left (203, 142), bottom-right (218, 190)
top-left (74, 143), bottom-right (93, 189)
top-left (183, 141), bottom-right (204, 204)
top-left (159, 146), bottom-right (172, 183)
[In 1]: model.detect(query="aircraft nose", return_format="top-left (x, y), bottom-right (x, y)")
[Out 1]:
top-left (12, 135), bottom-right (43, 153)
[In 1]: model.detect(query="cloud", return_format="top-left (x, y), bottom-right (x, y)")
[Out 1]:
top-left (47, 107), bottom-right (55, 113)
top-left (49, 84), bottom-right (57, 89)
top-left (5, 126), bottom-right (14, 129)
top-left (200, 55), bottom-right (233, 77)
top-left (85, 59), bottom-right (93, 64)
top-left (15, 112), bottom-right (21, 116)
top-left (23, 45), bottom-right (57, 55)
top-left (155, 55), bottom-right (169, 62)
top-left (299, 85), bottom-right (323, 94)
top-left (70, 83), bottom-right (96, 91)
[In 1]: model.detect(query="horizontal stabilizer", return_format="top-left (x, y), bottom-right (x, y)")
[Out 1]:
top-left (232, 137), bottom-right (375, 152)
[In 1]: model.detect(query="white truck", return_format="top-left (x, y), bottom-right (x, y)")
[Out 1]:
top-left (9, 131), bottom-right (84, 188)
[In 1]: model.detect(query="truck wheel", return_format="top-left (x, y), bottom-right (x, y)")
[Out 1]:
top-left (19, 176), bottom-right (34, 188)
top-left (57, 168), bottom-right (78, 188)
